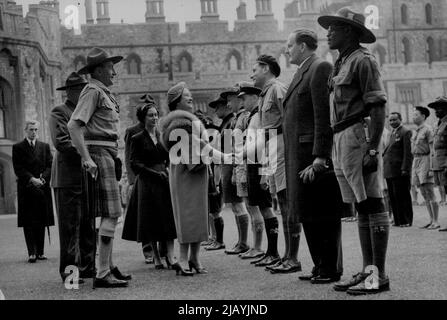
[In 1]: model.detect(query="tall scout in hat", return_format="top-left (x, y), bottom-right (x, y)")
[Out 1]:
top-left (318, 8), bottom-right (390, 295)
top-left (68, 47), bottom-right (132, 288)
top-left (49, 72), bottom-right (97, 284)
top-left (429, 96), bottom-right (447, 232)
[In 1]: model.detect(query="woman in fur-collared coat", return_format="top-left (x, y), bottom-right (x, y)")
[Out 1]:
top-left (159, 82), bottom-right (213, 275)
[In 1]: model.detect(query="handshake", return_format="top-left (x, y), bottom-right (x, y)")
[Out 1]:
top-left (29, 175), bottom-right (46, 188)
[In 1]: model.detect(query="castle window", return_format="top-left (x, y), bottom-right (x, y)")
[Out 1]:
top-left (227, 50), bottom-right (242, 71)
top-left (0, 83), bottom-right (7, 139)
top-left (401, 4), bottom-right (408, 25)
top-left (397, 83), bottom-right (421, 123)
top-left (127, 53), bottom-right (142, 75)
top-left (177, 51), bottom-right (193, 73)
top-left (426, 37), bottom-right (436, 63)
top-left (0, 7), bottom-right (4, 31)
top-left (425, 3), bottom-right (432, 25)
top-left (373, 44), bottom-right (387, 67)
top-left (402, 37), bottom-right (412, 64)
top-left (73, 56), bottom-right (86, 72)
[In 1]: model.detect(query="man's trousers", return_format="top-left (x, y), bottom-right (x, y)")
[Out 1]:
top-left (386, 176), bottom-right (413, 226)
top-left (54, 188), bottom-right (95, 278)
top-left (23, 226), bottom-right (45, 256)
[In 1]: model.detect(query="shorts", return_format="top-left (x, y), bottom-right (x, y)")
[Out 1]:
top-left (433, 170), bottom-right (447, 186)
top-left (412, 155), bottom-right (434, 186)
top-left (266, 134), bottom-right (286, 193)
top-left (247, 164), bottom-right (272, 209)
top-left (98, 217), bottom-right (118, 238)
top-left (332, 122), bottom-right (383, 203)
top-left (221, 164), bottom-right (243, 204)
top-left (237, 182), bottom-right (248, 198)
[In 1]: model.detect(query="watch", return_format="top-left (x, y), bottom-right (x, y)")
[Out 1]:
top-left (369, 149), bottom-right (379, 156)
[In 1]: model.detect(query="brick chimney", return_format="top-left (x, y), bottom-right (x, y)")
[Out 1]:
top-left (200, 0), bottom-right (219, 22)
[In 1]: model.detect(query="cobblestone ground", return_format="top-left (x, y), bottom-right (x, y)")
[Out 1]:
top-left (0, 205), bottom-right (446, 300)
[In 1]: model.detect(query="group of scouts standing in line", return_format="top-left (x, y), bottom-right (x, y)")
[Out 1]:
top-left (11, 7), bottom-right (447, 295)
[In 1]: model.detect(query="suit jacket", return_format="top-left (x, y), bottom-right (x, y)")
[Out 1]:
top-left (12, 139), bottom-right (54, 227)
top-left (49, 101), bottom-right (82, 188)
top-left (124, 122), bottom-right (145, 185)
top-left (283, 54), bottom-right (343, 223)
top-left (383, 125), bottom-right (413, 179)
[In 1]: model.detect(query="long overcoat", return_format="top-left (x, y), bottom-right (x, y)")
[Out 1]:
top-left (283, 54), bottom-right (343, 223)
top-left (12, 139), bottom-right (54, 227)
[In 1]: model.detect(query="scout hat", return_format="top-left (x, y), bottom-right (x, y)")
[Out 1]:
top-left (209, 95), bottom-right (227, 109)
top-left (56, 72), bottom-right (88, 91)
top-left (256, 54), bottom-right (281, 78)
top-left (318, 7), bottom-right (376, 44)
top-left (238, 83), bottom-right (262, 98)
top-left (428, 96), bottom-right (447, 109)
top-left (77, 47), bottom-right (123, 75)
top-left (220, 85), bottom-right (240, 100)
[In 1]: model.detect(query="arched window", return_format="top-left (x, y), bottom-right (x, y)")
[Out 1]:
top-left (427, 37), bottom-right (436, 63)
top-left (177, 51), bottom-right (193, 73)
top-left (127, 53), bottom-right (142, 75)
top-left (227, 49), bottom-right (242, 71)
top-left (373, 44), bottom-right (387, 66)
top-left (401, 4), bottom-right (408, 25)
top-left (73, 56), bottom-right (86, 72)
top-left (425, 3), bottom-right (432, 25)
top-left (402, 37), bottom-right (412, 64)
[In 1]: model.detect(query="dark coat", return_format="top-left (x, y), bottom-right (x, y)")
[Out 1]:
top-left (12, 139), bottom-right (54, 227)
top-left (283, 54), bottom-right (343, 223)
top-left (383, 125), bottom-right (413, 179)
top-left (122, 129), bottom-right (176, 243)
top-left (49, 101), bottom-right (82, 188)
top-left (124, 122), bottom-right (145, 185)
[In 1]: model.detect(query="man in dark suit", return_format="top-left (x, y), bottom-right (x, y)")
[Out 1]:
top-left (383, 112), bottom-right (414, 227)
top-left (49, 72), bottom-right (95, 283)
top-left (282, 29), bottom-right (344, 281)
top-left (12, 120), bottom-right (54, 263)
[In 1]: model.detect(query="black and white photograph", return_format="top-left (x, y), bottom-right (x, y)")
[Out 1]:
top-left (0, 0), bottom-right (446, 308)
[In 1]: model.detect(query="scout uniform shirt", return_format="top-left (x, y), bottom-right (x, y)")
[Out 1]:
top-left (71, 78), bottom-right (120, 142)
top-left (329, 46), bottom-right (387, 133)
top-left (433, 115), bottom-right (447, 170)
top-left (411, 124), bottom-right (433, 156)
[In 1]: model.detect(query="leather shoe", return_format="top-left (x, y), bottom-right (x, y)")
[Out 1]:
top-left (311, 275), bottom-right (341, 284)
top-left (346, 278), bottom-right (390, 295)
top-left (239, 249), bottom-right (264, 260)
top-left (205, 242), bottom-right (225, 251)
top-left (28, 255), bottom-right (37, 263)
top-left (94, 274), bottom-right (128, 288)
top-left (265, 259), bottom-right (283, 271)
top-left (254, 255), bottom-right (281, 267)
top-left (269, 261), bottom-right (302, 274)
top-left (225, 244), bottom-right (250, 255)
top-left (299, 273), bottom-right (317, 281)
top-left (333, 272), bottom-right (368, 292)
top-left (250, 254), bottom-right (267, 265)
top-left (110, 266), bottom-right (132, 281)
top-left (37, 255), bottom-right (48, 260)
top-left (439, 227), bottom-right (447, 232)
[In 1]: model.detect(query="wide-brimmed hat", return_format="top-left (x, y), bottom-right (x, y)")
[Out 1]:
top-left (220, 85), bottom-right (240, 100)
top-left (209, 96), bottom-right (227, 109)
top-left (77, 47), bottom-right (123, 75)
top-left (318, 7), bottom-right (376, 44)
top-left (428, 96), bottom-right (447, 109)
top-left (56, 72), bottom-right (88, 91)
top-left (238, 84), bottom-right (262, 98)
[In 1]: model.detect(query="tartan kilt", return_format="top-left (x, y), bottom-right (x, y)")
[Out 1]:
top-left (82, 146), bottom-right (122, 219)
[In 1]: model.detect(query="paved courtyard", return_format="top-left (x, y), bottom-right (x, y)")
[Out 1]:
top-left (0, 205), bottom-right (446, 300)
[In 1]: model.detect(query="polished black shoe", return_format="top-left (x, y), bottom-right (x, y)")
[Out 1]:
top-left (37, 255), bottom-right (48, 260)
top-left (265, 259), bottom-right (283, 271)
top-left (255, 255), bottom-right (281, 267)
top-left (155, 264), bottom-right (165, 270)
top-left (346, 278), bottom-right (390, 295)
top-left (250, 254), bottom-right (267, 265)
top-left (28, 255), bottom-right (37, 263)
top-left (311, 275), bottom-right (341, 284)
top-left (172, 263), bottom-right (194, 276)
top-left (270, 261), bottom-right (302, 274)
top-left (110, 266), bottom-right (132, 281)
top-left (298, 273), bottom-right (317, 281)
top-left (94, 274), bottom-right (128, 288)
